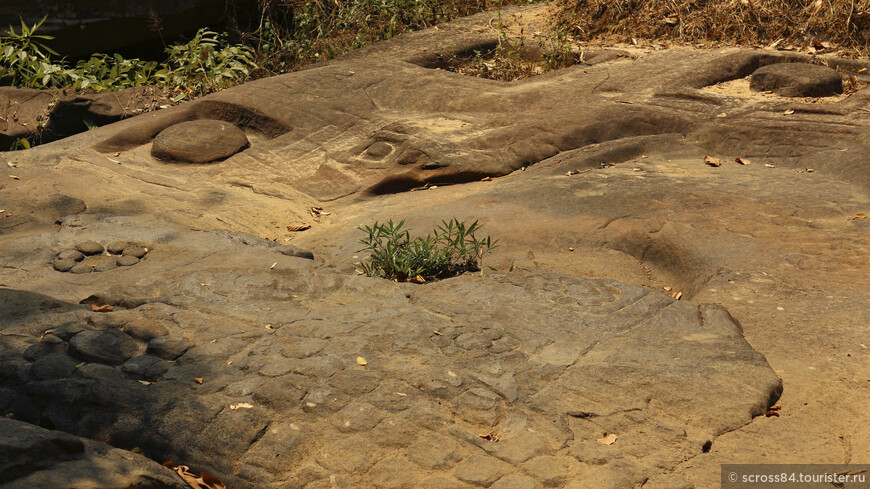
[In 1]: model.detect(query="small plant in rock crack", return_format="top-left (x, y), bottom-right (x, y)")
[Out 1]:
top-left (356, 218), bottom-right (498, 282)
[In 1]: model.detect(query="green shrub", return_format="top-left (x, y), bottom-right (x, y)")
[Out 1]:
top-left (0, 21), bottom-right (254, 94)
top-left (0, 16), bottom-right (75, 88)
top-left (163, 29), bottom-right (255, 96)
top-left (356, 218), bottom-right (498, 282)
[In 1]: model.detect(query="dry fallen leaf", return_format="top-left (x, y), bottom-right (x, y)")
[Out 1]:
top-left (9, 175), bottom-right (19, 180)
top-left (409, 275), bottom-right (426, 284)
top-left (806, 168), bottom-right (814, 172)
top-left (90, 304), bottom-right (114, 313)
top-left (230, 403), bottom-right (254, 410)
top-left (735, 157), bottom-right (751, 165)
top-left (481, 176), bottom-right (492, 181)
top-left (597, 433), bottom-right (618, 445)
top-left (478, 432), bottom-right (499, 441)
top-left (356, 356), bottom-right (368, 366)
top-left (433, 330), bottom-right (443, 336)
top-left (704, 156), bottom-right (721, 167)
top-left (783, 109), bottom-right (795, 115)
top-left (765, 163), bottom-right (776, 168)
top-left (172, 465), bottom-right (227, 489)
top-left (194, 378), bottom-right (204, 384)
top-left (286, 224), bottom-right (311, 232)
top-left (670, 291), bottom-right (683, 300)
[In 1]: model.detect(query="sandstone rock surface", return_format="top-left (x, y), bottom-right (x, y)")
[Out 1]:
top-left (750, 62), bottom-right (843, 97)
top-left (1, 4), bottom-right (869, 488)
top-left (0, 417), bottom-right (187, 489)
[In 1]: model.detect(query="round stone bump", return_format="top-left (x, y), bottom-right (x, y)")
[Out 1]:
top-left (117, 255), bottom-right (140, 267)
top-left (106, 241), bottom-right (129, 254)
top-left (69, 329), bottom-right (140, 365)
top-left (75, 241), bottom-right (104, 255)
top-left (122, 246), bottom-right (147, 258)
top-left (94, 260), bottom-right (118, 272)
top-left (53, 258), bottom-right (76, 272)
top-left (57, 249), bottom-right (84, 261)
top-left (69, 263), bottom-right (94, 274)
top-left (151, 120), bottom-right (250, 163)
top-left (750, 63), bottom-right (843, 97)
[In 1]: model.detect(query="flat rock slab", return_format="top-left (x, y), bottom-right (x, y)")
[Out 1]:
top-left (0, 223), bottom-right (780, 488)
top-left (0, 417), bottom-right (187, 489)
top-left (151, 120), bottom-right (250, 163)
top-left (0, 4), bottom-right (869, 489)
top-left (749, 62), bottom-right (843, 97)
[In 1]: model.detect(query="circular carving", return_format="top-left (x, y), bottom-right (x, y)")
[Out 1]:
top-left (151, 120), bottom-right (249, 163)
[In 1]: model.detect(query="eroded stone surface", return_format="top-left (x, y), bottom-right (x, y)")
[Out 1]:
top-left (0, 223), bottom-right (781, 488)
top-left (1, 4), bottom-right (869, 488)
top-left (0, 417), bottom-right (187, 489)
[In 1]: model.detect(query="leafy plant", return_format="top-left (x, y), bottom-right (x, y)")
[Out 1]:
top-left (0, 16), bottom-right (76, 88)
top-left (163, 29), bottom-right (255, 96)
top-left (357, 218), bottom-right (498, 282)
top-left (72, 54), bottom-right (165, 92)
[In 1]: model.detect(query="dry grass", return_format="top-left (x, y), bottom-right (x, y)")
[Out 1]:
top-left (552, 0), bottom-right (870, 56)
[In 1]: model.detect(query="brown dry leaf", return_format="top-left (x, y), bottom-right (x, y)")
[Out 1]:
top-left (478, 432), bottom-right (499, 441)
top-left (286, 224), bottom-right (311, 232)
top-left (764, 410), bottom-right (780, 417)
top-left (852, 213), bottom-right (867, 220)
top-left (783, 109), bottom-right (795, 115)
top-left (356, 356), bottom-right (368, 366)
top-left (735, 157), bottom-right (751, 165)
top-left (481, 176), bottom-right (492, 181)
top-left (409, 275), bottom-right (426, 284)
top-left (597, 433), bottom-right (618, 445)
top-left (9, 175), bottom-right (19, 180)
top-left (806, 168), bottom-right (814, 172)
top-left (704, 156), bottom-right (721, 167)
top-left (173, 465), bottom-right (227, 489)
top-left (229, 403), bottom-right (254, 410)
top-left (90, 304), bottom-right (114, 313)
top-left (194, 378), bottom-right (204, 384)
top-left (670, 291), bottom-right (683, 300)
